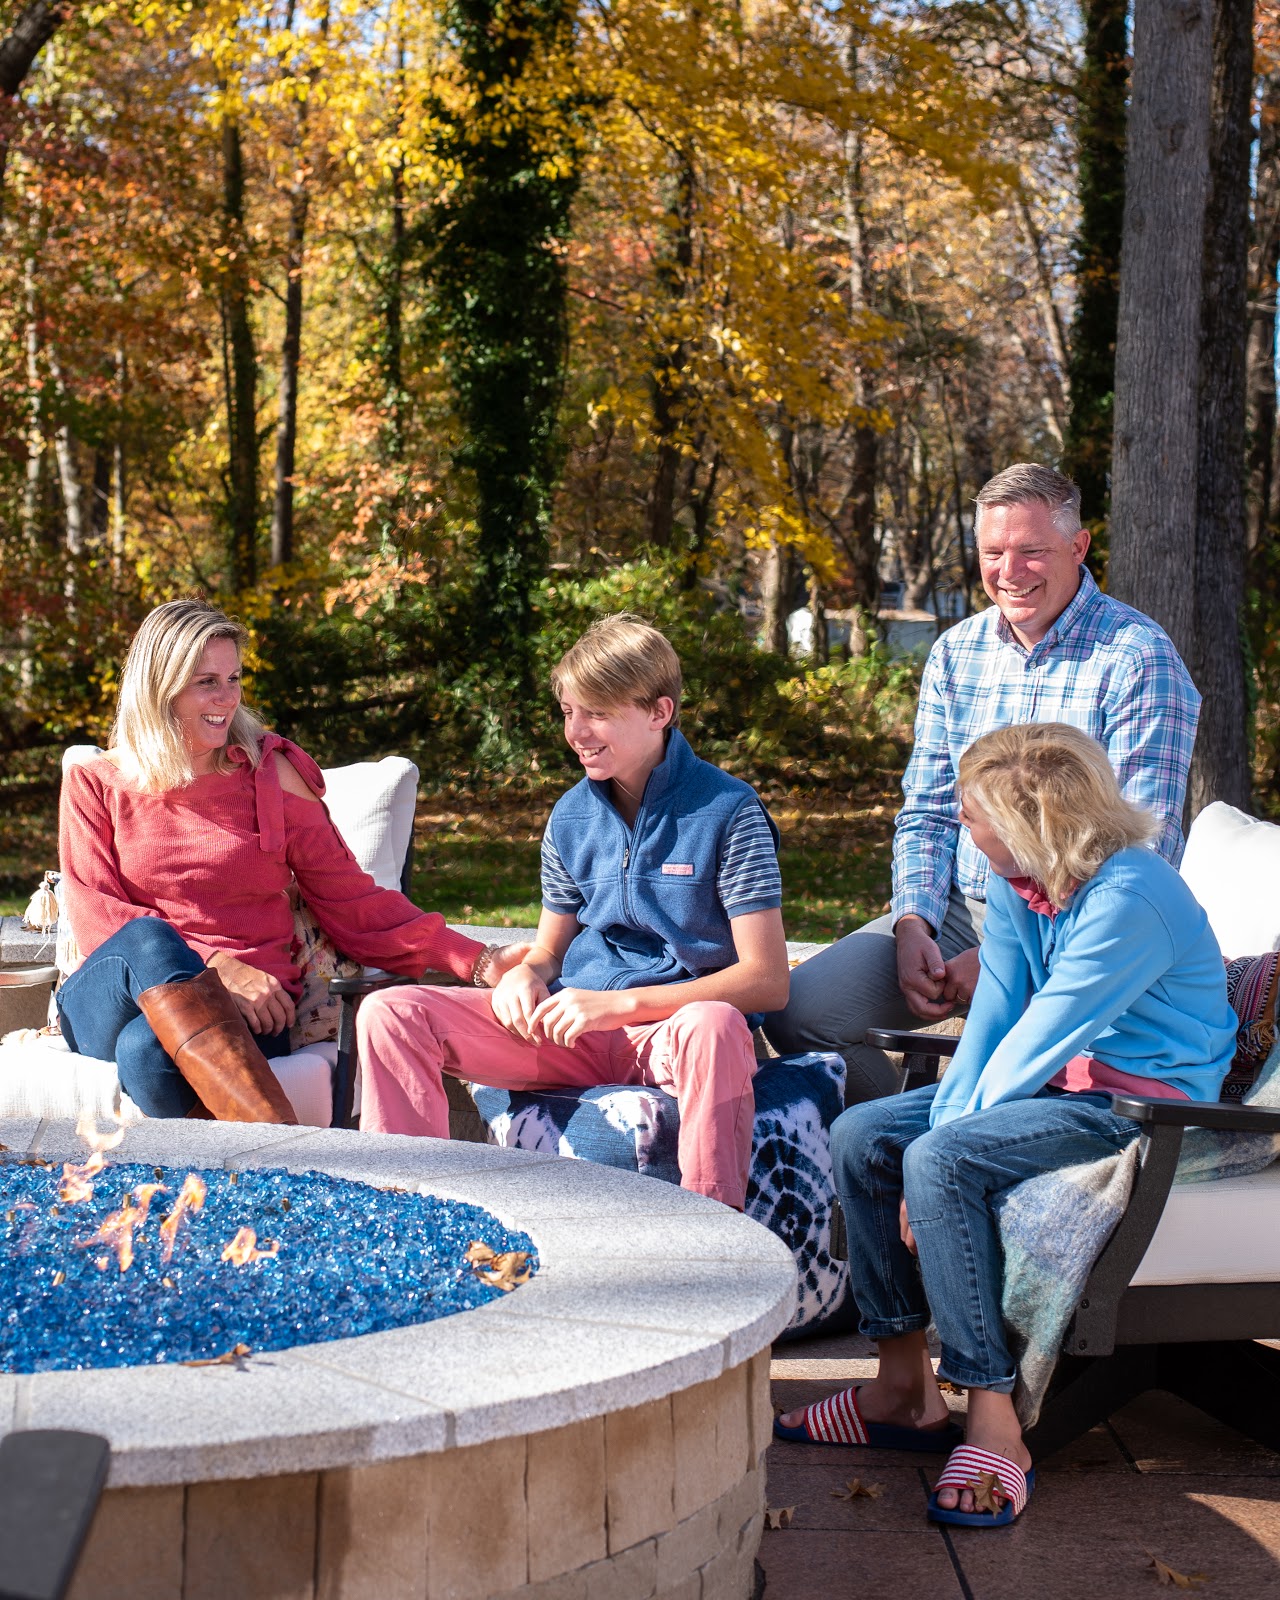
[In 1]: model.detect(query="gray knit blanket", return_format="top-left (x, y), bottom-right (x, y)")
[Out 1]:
top-left (996, 1038), bottom-right (1280, 1426)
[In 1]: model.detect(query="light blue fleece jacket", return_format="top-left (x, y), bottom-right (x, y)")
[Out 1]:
top-left (929, 846), bottom-right (1237, 1127)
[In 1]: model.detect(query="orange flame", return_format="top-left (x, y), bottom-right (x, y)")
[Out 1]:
top-left (59, 1111), bottom-right (127, 1206)
top-left (159, 1174), bottom-right (207, 1265)
top-left (220, 1227), bottom-right (279, 1266)
top-left (82, 1182), bottom-right (164, 1273)
top-left (58, 1151), bottom-right (106, 1204)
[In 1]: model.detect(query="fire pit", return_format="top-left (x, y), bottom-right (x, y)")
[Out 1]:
top-left (0, 1115), bottom-right (795, 1600)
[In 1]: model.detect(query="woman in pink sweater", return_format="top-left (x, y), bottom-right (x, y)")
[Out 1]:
top-left (58, 599), bottom-right (520, 1122)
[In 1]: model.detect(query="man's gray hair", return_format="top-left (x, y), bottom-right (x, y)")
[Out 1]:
top-left (974, 463), bottom-right (1082, 538)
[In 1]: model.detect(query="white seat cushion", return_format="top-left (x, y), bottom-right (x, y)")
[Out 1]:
top-left (1179, 802), bottom-right (1280, 959)
top-left (0, 1034), bottom-right (336, 1129)
top-left (1131, 1164), bottom-right (1280, 1286)
top-left (321, 757), bottom-right (418, 891)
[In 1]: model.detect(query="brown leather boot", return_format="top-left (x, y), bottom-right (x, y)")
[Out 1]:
top-left (137, 967), bottom-right (298, 1124)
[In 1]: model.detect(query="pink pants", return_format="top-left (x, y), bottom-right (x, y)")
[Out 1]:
top-left (357, 986), bottom-right (758, 1208)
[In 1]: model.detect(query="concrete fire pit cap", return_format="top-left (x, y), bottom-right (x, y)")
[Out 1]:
top-left (0, 1117), bottom-right (797, 1488)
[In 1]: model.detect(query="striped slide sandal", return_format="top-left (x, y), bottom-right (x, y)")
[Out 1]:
top-left (926, 1444), bottom-right (1034, 1528)
top-left (773, 1386), bottom-right (963, 1452)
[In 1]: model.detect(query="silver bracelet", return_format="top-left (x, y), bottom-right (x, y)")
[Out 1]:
top-left (471, 943), bottom-right (501, 988)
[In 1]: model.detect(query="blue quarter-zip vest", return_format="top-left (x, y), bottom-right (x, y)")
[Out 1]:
top-left (548, 728), bottom-right (781, 991)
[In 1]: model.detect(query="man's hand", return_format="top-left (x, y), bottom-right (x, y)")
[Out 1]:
top-left (939, 945), bottom-right (981, 1010)
top-left (895, 917), bottom-right (954, 1020)
top-left (491, 962), bottom-right (551, 1041)
top-left (528, 987), bottom-right (636, 1049)
top-left (207, 952), bottom-right (296, 1036)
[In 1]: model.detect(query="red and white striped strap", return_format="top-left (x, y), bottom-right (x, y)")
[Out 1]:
top-left (802, 1386), bottom-right (870, 1446)
top-left (934, 1446), bottom-right (1029, 1517)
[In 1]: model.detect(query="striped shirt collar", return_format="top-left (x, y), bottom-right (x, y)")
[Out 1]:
top-left (992, 565), bottom-right (1099, 656)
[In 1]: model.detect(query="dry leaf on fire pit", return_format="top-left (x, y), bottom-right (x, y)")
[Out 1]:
top-left (763, 1506), bottom-right (795, 1530)
top-left (182, 1342), bottom-right (252, 1368)
top-left (1146, 1554), bottom-right (1207, 1589)
top-left (465, 1240), bottom-right (532, 1291)
top-left (831, 1478), bottom-right (882, 1501)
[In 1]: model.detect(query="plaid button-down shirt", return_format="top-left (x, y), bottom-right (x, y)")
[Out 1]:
top-left (892, 569), bottom-right (1200, 931)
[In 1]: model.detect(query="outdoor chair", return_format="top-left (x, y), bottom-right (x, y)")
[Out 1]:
top-left (865, 799), bottom-right (1280, 1457)
top-left (0, 747), bottom-right (421, 1129)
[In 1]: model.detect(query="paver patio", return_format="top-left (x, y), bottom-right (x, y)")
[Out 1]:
top-left (765, 1330), bottom-right (1280, 1599)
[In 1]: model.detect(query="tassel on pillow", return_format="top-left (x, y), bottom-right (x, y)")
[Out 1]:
top-left (22, 870), bottom-right (60, 934)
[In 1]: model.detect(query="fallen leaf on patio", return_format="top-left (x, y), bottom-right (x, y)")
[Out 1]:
top-left (1146, 1554), bottom-right (1207, 1589)
top-left (1063, 1457), bottom-right (1112, 1473)
top-left (831, 1478), bottom-right (882, 1500)
top-left (183, 1343), bottom-right (252, 1368)
top-left (466, 1240), bottom-right (532, 1291)
top-left (764, 1506), bottom-right (795, 1530)
top-left (967, 1472), bottom-right (1006, 1515)
top-left (935, 1380), bottom-right (965, 1394)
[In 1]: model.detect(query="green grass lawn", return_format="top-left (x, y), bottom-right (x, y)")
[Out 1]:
top-left (2, 786), bottom-right (897, 943)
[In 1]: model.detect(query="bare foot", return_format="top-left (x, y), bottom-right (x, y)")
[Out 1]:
top-left (778, 1372), bottom-right (952, 1434)
top-left (932, 1391), bottom-right (1031, 1514)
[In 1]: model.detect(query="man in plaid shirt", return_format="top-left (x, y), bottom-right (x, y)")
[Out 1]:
top-left (764, 463), bottom-right (1200, 1102)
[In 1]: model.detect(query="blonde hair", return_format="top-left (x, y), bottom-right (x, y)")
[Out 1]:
top-left (112, 600), bottom-right (264, 793)
top-left (550, 614), bottom-right (682, 728)
top-left (958, 723), bottom-right (1159, 908)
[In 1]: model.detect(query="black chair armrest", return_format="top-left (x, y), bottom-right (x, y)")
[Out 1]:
top-left (864, 1029), bottom-right (961, 1057)
top-left (1111, 1095), bottom-right (1280, 1134)
top-left (0, 1430), bottom-right (110, 1600)
top-left (329, 967), bottom-right (415, 999)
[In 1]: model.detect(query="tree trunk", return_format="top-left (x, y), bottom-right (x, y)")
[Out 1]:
top-left (1188, 0), bottom-right (1253, 813)
top-left (222, 112), bottom-right (258, 591)
top-left (648, 152), bottom-right (694, 547)
top-left (90, 448), bottom-right (109, 538)
top-left (111, 340), bottom-right (126, 574)
top-left (1107, 0), bottom-right (1213, 664)
top-left (1064, 0), bottom-right (1129, 529)
top-left (46, 347), bottom-right (84, 556)
top-left (0, 0), bottom-right (73, 208)
top-left (270, 153), bottom-right (308, 569)
top-left (21, 251), bottom-right (42, 543)
top-left (760, 537), bottom-right (796, 655)
top-left (840, 53), bottom-right (881, 641)
top-left (1246, 69), bottom-right (1280, 553)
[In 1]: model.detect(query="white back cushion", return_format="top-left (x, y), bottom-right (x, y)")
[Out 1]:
top-left (1180, 802), bottom-right (1280, 958)
top-left (319, 757), bottom-right (418, 892)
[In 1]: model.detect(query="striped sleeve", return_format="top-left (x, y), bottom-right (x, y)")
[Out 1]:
top-left (540, 828), bottom-right (585, 913)
top-left (717, 802), bottom-right (782, 917)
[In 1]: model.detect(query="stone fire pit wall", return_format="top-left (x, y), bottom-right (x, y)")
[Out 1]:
top-left (0, 1117), bottom-right (796, 1600)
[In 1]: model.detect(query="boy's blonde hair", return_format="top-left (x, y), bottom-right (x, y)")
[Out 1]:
top-left (958, 722), bottom-right (1159, 908)
top-left (112, 599), bottom-right (265, 793)
top-left (550, 614), bottom-right (682, 727)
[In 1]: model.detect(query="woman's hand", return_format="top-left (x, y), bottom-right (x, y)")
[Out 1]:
top-left (528, 987), bottom-right (635, 1048)
top-left (207, 952), bottom-right (296, 1036)
top-left (491, 963), bottom-right (551, 1041)
top-left (899, 1195), bottom-right (917, 1257)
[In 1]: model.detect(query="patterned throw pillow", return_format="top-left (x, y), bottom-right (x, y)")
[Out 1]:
top-left (1223, 952), bottom-right (1280, 1101)
top-left (288, 887), bottom-right (360, 1048)
top-left (470, 1051), bottom-right (854, 1337)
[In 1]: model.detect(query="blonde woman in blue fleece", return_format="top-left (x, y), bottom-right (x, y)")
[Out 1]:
top-left (776, 722), bottom-right (1236, 1527)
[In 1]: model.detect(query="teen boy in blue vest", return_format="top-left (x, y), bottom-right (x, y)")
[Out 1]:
top-left (357, 615), bottom-right (790, 1209)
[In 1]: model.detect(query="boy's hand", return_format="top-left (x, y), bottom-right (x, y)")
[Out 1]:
top-left (491, 963), bottom-right (551, 1041)
top-left (528, 988), bottom-right (634, 1048)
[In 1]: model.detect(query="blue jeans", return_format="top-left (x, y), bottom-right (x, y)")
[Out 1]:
top-left (831, 1082), bottom-right (1141, 1391)
top-left (56, 920), bottom-right (290, 1118)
